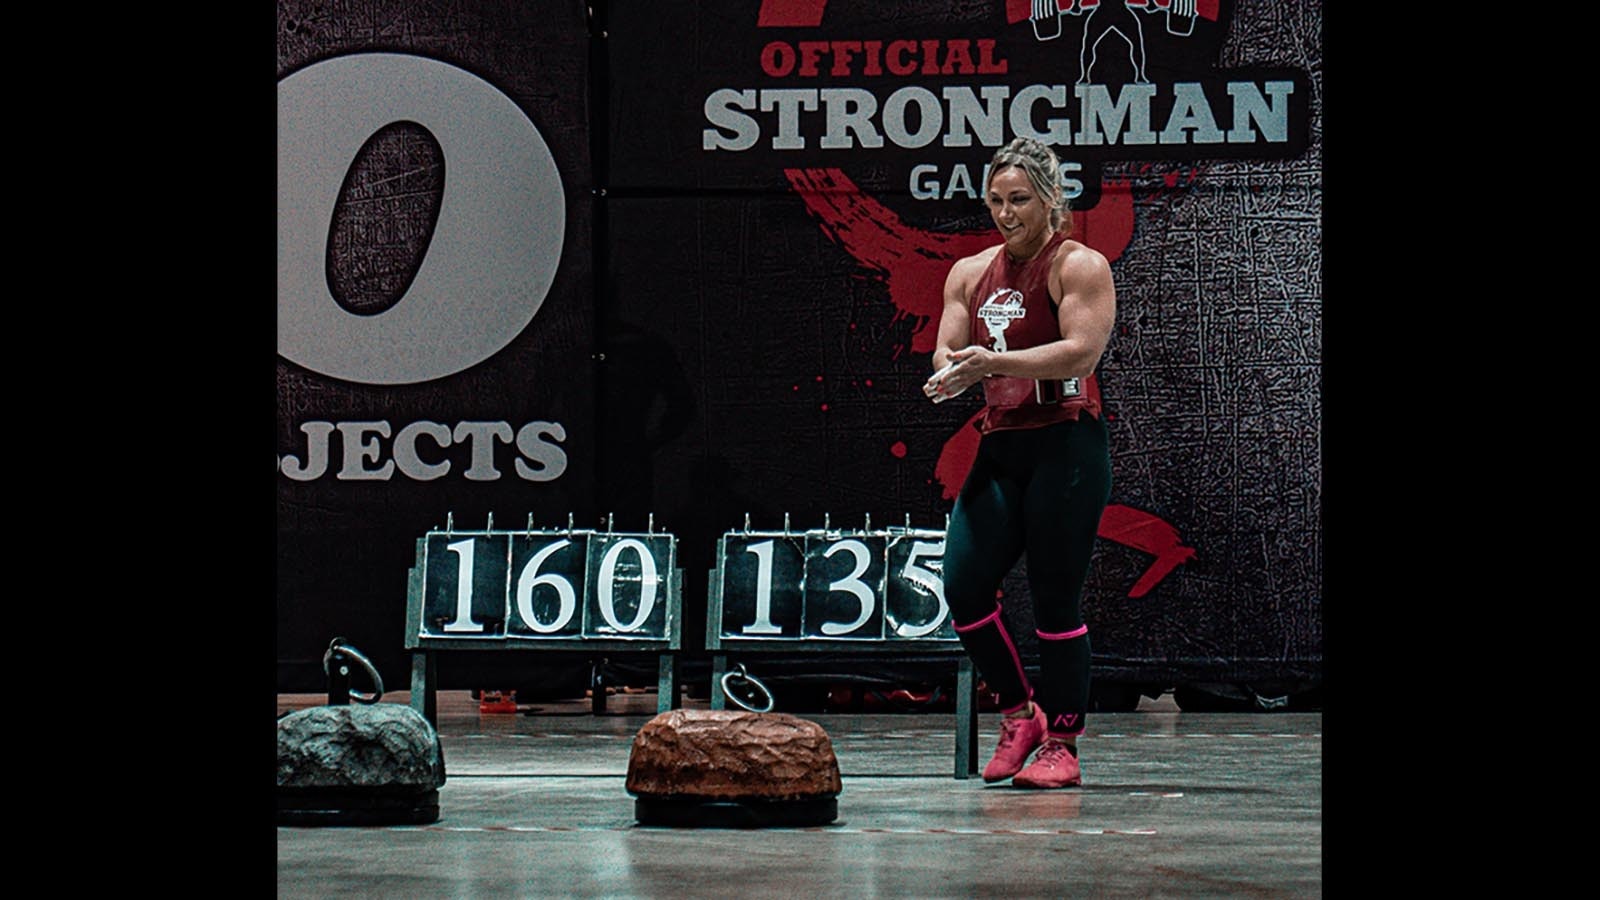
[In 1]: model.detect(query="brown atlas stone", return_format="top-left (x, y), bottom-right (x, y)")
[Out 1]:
top-left (625, 709), bottom-right (842, 801)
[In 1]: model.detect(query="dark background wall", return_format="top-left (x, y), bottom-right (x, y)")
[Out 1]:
top-left (276, 0), bottom-right (1321, 699)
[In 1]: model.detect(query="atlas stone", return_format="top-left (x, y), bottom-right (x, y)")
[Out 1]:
top-left (626, 709), bottom-right (841, 801)
top-left (277, 703), bottom-right (446, 792)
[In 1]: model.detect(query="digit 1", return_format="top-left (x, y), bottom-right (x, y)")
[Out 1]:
top-left (743, 540), bottom-right (783, 635)
top-left (444, 538), bottom-right (481, 632)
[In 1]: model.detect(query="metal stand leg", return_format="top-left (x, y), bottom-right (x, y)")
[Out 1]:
top-left (955, 657), bottom-right (979, 779)
top-left (657, 653), bottom-right (680, 713)
top-left (709, 654), bottom-right (727, 710)
top-left (410, 651), bottom-right (437, 726)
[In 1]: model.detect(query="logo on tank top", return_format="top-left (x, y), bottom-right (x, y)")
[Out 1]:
top-left (977, 288), bottom-right (1026, 352)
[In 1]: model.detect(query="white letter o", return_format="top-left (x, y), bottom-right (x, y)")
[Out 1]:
top-left (278, 53), bottom-right (565, 385)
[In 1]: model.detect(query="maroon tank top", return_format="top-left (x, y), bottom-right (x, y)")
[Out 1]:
top-left (967, 230), bottom-right (1101, 434)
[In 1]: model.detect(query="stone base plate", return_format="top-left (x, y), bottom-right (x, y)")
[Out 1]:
top-left (277, 788), bottom-right (441, 827)
top-left (633, 795), bottom-right (837, 828)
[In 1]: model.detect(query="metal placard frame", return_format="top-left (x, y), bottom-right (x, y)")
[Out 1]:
top-left (707, 520), bottom-right (979, 779)
top-left (404, 516), bottom-right (683, 724)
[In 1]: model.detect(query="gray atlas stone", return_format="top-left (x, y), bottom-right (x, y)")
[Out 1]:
top-left (626, 709), bottom-right (841, 827)
top-left (277, 702), bottom-right (446, 826)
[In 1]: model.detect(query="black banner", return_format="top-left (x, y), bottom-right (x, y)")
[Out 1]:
top-left (276, 0), bottom-right (1322, 696)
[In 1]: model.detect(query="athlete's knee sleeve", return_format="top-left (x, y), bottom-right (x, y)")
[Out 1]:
top-left (953, 605), bottom-right (1032, 713)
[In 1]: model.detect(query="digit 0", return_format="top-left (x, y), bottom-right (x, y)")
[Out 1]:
top-left (597, 539), bottom-right (659, 632)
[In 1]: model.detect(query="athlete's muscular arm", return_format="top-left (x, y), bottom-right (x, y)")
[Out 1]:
top-left (923, 251), bottom-right (991, 398)
top-left (941, 241), bottom-right (1115, 392)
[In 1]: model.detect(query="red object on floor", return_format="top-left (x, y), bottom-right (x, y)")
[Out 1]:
top-left (479, 690), bottom-right (518, 714)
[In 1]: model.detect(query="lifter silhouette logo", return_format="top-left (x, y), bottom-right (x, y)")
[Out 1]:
top-left (1026, 0), bottom-right (1212, 84)
top-left (741, 0), bottom-right (1274, 597)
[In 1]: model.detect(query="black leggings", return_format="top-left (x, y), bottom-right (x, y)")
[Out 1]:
top-left (945, 415), bottom-right (1111, 738)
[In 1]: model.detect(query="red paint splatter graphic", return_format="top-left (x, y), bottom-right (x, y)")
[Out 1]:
top-left (786, 168), bottom-right (1195, 599)
top-left (1097, 505), bottom-right (1197, 599)
top-left (757, 0), bottom-right (827, 27)
top-left (933, 411), bottom-right (986, 501)
top-left (889, 441), bottom-right (908, 458)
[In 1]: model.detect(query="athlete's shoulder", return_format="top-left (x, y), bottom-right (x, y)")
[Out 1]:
top-left (1053, 238), bottom-right (1108, 267)
top-left (950, 244), bottom-right (1003, 278)
top-left (961, 244), bottom-right (1005, 267)
top-left (1051, 239), bottom-right (1111, 281)
top-left (1048, 238), bottom-right (1115, 306)
top-left (946, 245), bottom-right (1002, 300)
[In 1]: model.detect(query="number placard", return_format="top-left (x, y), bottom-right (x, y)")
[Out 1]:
top-left (422, 532), bottom-right (512, 638)
top-left (717, 534), bottom-right (805, 640)
top-left (713, 527), bottom-right (957, 647)
top-left (507, 533), bottom-right (587, 638)
top-left (803, 534), bottom-right (887, 639)
top-left (412, 528), bottom-right (679, 647)
top-left (886, 532), bottom-right (956, 640)
top-left (585, 534), bottom-right (674, 640)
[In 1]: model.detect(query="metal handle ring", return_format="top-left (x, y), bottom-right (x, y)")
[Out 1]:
top-left (720, 663), bottom-right (774, 713)
top-left (322, 637), bottom-right (384, 704)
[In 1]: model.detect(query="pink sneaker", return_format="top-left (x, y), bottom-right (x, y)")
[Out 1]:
top-left (982, 704), bottom-right (1047, 783)
top-left (1013, 738), bottom-right (1081, 789)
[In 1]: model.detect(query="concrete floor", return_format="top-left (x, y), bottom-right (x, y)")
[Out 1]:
top-left (277, 689), bottom-right (1321, 898)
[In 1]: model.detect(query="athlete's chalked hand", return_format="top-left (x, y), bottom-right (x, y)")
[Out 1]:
top-left (924, 361), bottom-right (969, 404)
